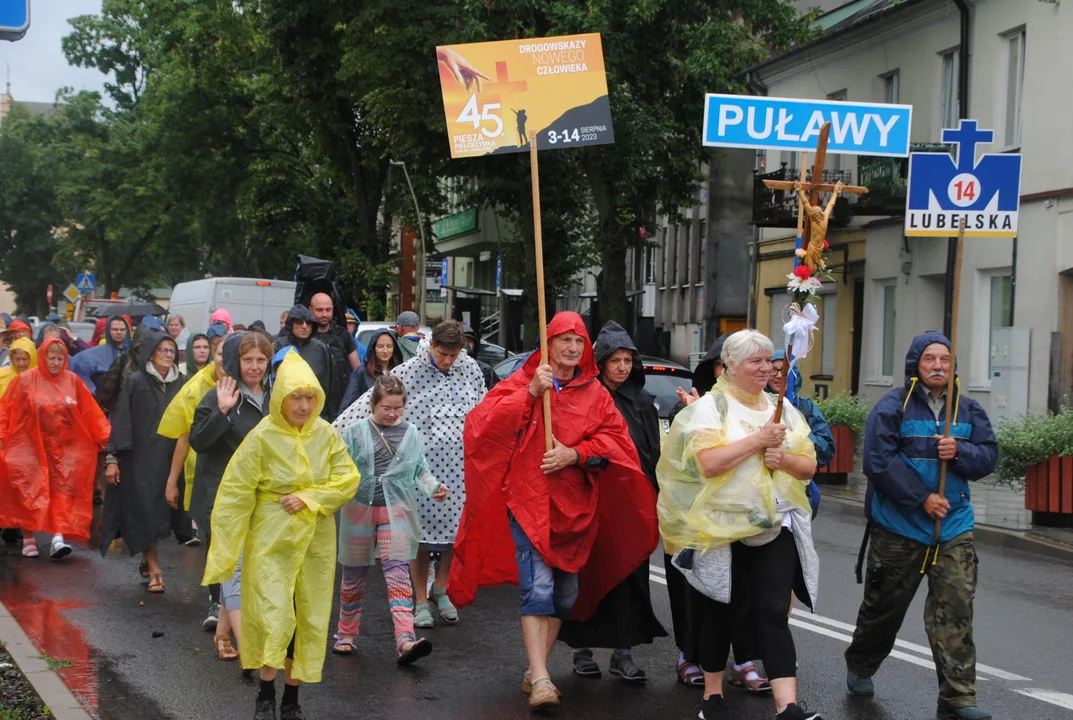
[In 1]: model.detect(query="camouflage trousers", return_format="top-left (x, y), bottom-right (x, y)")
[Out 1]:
top-left (845, 525), bottom-right (978, 710)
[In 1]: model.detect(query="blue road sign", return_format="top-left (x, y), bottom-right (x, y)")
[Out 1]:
top-left (76, 273), bottom-right (96, 292)
top-left (702, 94), bottom-right (912, 157)
top-left (496, 256), bottom-right (502, 291)
top-left (905, 120), bottom-right (1022, 238)
top-left (0, 1), bottom-right (29, 41)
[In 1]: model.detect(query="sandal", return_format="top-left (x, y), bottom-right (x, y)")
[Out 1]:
top-left (21, 543), bottom-right (39, 558)
top-left (676, 660), bottom-right (704, 687)
top-left (147, 573), bottom-right (166, 593)
top-left (397, 637), bottom-right (433, 666)
top-left (727, 661), bottom-right (772, 693)
top-left (428, 585), bottom-right (458, 624)
top-left (332, 636), bottom-right (356, 655)
top-left (139, 561), bottom-right (150, 578)
top-left (609, 653), bottom-right (647, 683)
top-left (413, 602), bottom-right (433, 629)
top-left (572, 649), bottom-right (602, 678)
top-left (215, 634), bottom-right (239, 660)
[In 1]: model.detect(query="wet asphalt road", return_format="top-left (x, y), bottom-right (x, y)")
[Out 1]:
top-left (1, 508), bottom-right (1072, 720)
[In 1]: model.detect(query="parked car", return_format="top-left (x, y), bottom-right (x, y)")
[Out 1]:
top-left (169, 277), bottom-right (297, 334)
top-left (476, 340), bottom-right (511, 367)
top-left (492, 352), bottom-right (692, 431)
top-left (356, 322), bottom-right (431, 353)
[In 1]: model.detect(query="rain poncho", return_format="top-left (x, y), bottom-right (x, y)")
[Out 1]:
top-left (101, 333), bottom-right (191, 556)
top-left (0, 338), bottom-right (37, 399)
top-left (448, 312), bottom-right (659, 621)
top-left (203, 352), bottom-right (360, 682)
top-left (0, 338), bottom-right (111, 538)
top-left (338, 419), bottom-right (439, 566)
top-left (68, 315), bottom-right (130, 394)
top-left (157, 362), bottom-right (218, 510)
top-left (334, 338), bottom-right (486, 545)
top-left (656, 374), bottom-right (815, 554)
top-left (95, 324), bottom-right (155, 415)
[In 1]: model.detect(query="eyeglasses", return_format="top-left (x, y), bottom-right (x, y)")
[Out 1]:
top-left (156, 347), bottom-right (177, 356)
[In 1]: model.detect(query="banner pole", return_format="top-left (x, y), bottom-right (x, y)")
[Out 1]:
top-left (531, 136), bottom-right (553, 451)
top-left (934, 219), bottom-right (966, 544)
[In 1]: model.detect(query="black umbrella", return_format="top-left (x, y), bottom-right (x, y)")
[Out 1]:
top-left (85, 301), bottom-right (167, 319)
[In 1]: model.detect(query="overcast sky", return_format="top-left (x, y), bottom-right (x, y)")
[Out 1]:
top-left (0, 0), bottom-right (107, 103)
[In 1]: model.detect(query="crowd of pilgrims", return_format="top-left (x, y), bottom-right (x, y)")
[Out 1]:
top-left (0, 297), bottom-right (839, 720)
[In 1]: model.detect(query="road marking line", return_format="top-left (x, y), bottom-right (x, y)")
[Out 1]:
top-left (1013, 689), bottom-right (1073, 712)
top-left (651, 575), bottom-right (667, 585)
top-left (787, 618), bottom-right (941, 673)
top-left (650, 565), bottom-right (666, 576)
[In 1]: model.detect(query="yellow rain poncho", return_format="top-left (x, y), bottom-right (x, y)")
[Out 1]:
top-left (202, 353), bottom-right (360, 682)
top-left (0, 339), bottom-right (38, 398)
top-left (157, 363), bottom-right (218, 510)
top-left (656, 375), bottom-right (815, 554)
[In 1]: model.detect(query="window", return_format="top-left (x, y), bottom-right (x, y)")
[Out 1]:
top-left (882, 71), bottom-right (900, 104)
top-left (940, 50), bottom-right (960, 129)
top-left (876, 281), bottom-right (896, 379)
top-left (1004, 30), bottom-right (1025, 148)
top-left (643, 243), bottom-right (656, 284)
top-left (822, 292), bottom-right (838, 376)
top-left (988, 274), bottom-right (1013, 374)
top-left (769, 291), bottom-right (791, 352)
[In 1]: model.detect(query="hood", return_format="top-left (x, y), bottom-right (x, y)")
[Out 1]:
top-left (34, 322), bottom-right (60, 347)
top-left (129, 324), bottom-right (157, 360)
top-left (139, 316), bottom-right (163, 331)
top-left (9, 337), bottom-right (37, 371)
top-left (692, 332), bottom-right (731, 396)
top-left (283, 305), bottom-right (317, 345)
top-left (36, 337), bottom-right (69, 378)
top-left (462, 322), bottom-right (480, 353)
top-left (769, 349), bottom-right (803, 394)
top-left (206, 321), bottom-right (229, 340)
top-left (210, 308), bottom-right (233, 331)
top-left (519, 311), bottom-right (597, 383)
top-left (221, 332), bottom-right (247, 380)
top-left (105, 315), bottom-right (131, 351)
top-left (364, 329), bottom-right (403, 370)
top-left (904, 331), bottom-right (955, 387)
top-left (7, 320), bottom-right (31, 339)
top-left (346, 308), bottom-right (361, 325)
top-left (185, 333), bottom-right (210, 375)
top-left (270, 351), bottom-right (325, 433)
top-left (593, 320), bottom-right (645, 389)
top-left (139, 332), bottom-right (177, 369)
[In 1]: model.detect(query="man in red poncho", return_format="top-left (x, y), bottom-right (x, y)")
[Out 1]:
top-left (449, 311), bottom-right (658, 709)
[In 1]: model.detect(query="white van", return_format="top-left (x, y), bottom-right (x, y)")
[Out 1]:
top-left (168, 277), bottom-right (296, 334)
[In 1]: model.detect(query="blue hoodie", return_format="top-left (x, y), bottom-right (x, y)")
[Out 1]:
top-left (863, 331), bottom-right (998, 545)
top-left (68, 314), bottom-right (131, 394)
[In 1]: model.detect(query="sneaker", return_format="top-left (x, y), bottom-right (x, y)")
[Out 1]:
top-left (776, 702), bottom-right (823, 720)
top-left (846, 670), bottom-right (875, 696)
top-left (699, 694), bottom-right (731, 720)
top-left (279, 704), bottom-right (306, 720)
top-left (252, 699), bottom-right (276, 720)
top-left (203, 601), bottom-right (220, 631)
top-left (49, 538), bottom-right (72, 560)
top-left (185, 531), bottom-right (202, 547)
top-left (938, 706), bottom-right (992, 720)
top-left (528, 677), bottom-right (560, 708)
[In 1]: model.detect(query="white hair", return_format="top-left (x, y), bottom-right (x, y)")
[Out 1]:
top-left (721, 330), bottom-right (775, 371)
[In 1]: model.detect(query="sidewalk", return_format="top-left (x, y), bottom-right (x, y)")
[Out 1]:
top-left (819, 472), bottom-right (1073, 558)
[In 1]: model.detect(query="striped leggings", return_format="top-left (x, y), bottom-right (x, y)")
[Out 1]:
top-left (337, 511), bottom-right (416, 655)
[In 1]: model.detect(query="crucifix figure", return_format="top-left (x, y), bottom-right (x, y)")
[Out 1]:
top-left (797, 179), bottom-right (843, 269)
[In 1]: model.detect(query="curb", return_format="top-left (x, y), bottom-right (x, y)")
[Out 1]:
top-left (0, 598), bottom-right (91, 720)
top-left (819, 492), bottom-right (1073, 563)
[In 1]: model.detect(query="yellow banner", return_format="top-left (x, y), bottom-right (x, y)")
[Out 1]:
top-left (436, 34), bottom-right (615, 159)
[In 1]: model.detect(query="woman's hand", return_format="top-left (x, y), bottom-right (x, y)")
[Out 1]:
top-left (105, 463), bottom-right (120, 485)
top-left (764, 448), bottom-right (785, 470)
top-left (279, 494), bottom-right (307, 515)
top-left (217, 377), bottom-right (240, 414)
top-left (432, 484), bottom-right (449, 502)
top-left (676, 387), bottom-right (701, 406)
top-left (165, 477), bottom-right (180, 510)
top-left (755, 422), bottom-right (787, 449)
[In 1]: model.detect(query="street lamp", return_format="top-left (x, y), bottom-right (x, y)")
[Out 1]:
top-left (390, 160), bottom-right (427, 324)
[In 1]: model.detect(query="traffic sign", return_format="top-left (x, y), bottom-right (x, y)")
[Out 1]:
top-left (62, 284), bottom-right (80, 304)
top-left (905, 120), bottom-right (1022, 238)
top-left (440, 258), bottom-right (449, 298)
top-left (702, 94), bottom-right (913, 157)
top-left (76, 273), bottom-right (96, 292)
top-left (0, 1), bottom-right (29, 42)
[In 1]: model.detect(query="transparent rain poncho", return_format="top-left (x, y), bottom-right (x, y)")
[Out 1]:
top-left (656, 375), bottom-right (816, 554)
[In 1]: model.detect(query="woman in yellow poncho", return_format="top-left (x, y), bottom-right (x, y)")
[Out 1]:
top-left (656, 330), bottom-right (821, 720)
top-left (203, 352), bottom-right (359, 720)
top-left (0, 338), bottom-right (38, 398)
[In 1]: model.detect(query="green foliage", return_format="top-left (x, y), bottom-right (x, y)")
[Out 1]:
top-left (33, 655), bottom-right (72, 671)
top-left (993, 409), bottom-right (1073, 488)
top-left (814, 392), bottom-right (870, 437)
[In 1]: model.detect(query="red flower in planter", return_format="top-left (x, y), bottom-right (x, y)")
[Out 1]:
top-left (793, 265), bottom-right (812, 280)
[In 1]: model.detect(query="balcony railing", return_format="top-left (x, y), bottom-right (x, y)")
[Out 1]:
top-left (851, 143), bottom-right (952, 216)
top-left (752, 167), bottom-right (854, 228)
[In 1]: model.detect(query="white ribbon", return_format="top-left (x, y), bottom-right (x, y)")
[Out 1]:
top-left (782, 302), bottom-right (819, 360)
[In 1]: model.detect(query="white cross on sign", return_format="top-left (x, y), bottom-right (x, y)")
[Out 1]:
top-left (62, 285), bottom-right (80, 304)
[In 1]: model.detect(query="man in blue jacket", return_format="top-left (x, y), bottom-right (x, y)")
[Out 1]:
top-left (845, 331), bottom-right (997, 720)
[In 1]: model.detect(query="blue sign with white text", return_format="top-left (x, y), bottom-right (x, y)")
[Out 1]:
top-left (703, 94), bottom-right (912, 157)
top-left (905, 120), bottom-right (1022, 238)
top-left (0, 0), bottom-right (29, 40)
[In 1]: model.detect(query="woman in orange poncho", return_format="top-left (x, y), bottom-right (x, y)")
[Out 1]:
top-left (0, 338), bottom-right (111, 559)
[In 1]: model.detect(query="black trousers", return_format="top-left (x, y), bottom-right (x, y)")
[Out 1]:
top-left (691, 529), bottom-right (800, 680)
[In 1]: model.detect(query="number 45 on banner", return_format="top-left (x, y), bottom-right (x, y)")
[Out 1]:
top-left (457, 95), bottom-right (504, 139)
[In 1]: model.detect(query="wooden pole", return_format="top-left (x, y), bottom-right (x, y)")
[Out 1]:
top-left (934, 220), bottom-right (966, 543)
top-left (530, 136), bottom-right (553, 451)
top-left (774, 149), bottom-right (811, 426)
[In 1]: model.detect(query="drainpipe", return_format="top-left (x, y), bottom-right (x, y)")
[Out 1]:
top-left (944, 0), bottom-right (971, 337)
top-left (745, 70), bottom-right (768, 329)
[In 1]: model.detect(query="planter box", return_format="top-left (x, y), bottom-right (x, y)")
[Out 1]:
top-left (816, 425), bottom-right (855, 485)
top-left (1024, 454), bottom-right (1073, 528)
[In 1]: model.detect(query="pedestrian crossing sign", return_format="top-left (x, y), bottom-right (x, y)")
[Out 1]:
top-left (76, 273), bottom-right (95, 292)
